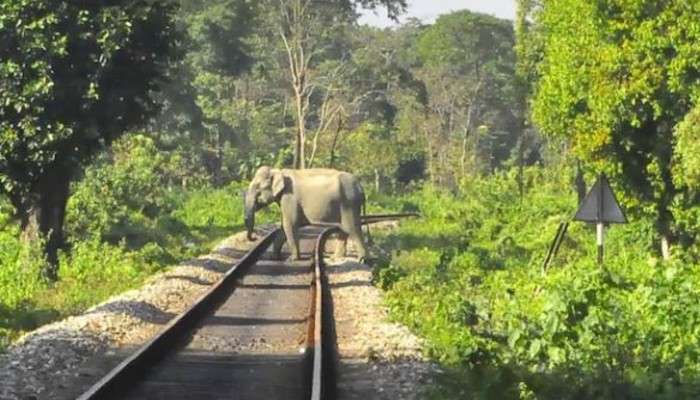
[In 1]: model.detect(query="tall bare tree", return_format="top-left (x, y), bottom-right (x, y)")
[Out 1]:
top-left (268, 0), bottom-right (406, 169)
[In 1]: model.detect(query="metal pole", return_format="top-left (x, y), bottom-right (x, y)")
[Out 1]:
top-left (597, 222), bottom-right (604, 265)
top-left (597, 173), bottom-right (604, 265)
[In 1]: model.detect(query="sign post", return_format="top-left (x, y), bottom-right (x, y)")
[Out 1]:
top-left (573, 173), bottom-right (627, 265)
top-left (596, 222), bottom-right (604, 264)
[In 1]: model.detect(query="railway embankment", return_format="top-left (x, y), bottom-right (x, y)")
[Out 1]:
top-left (0, 224), bottom-right (435, 400)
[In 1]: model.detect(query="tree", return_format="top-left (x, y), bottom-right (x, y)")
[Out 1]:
top-left (264, 0), bottom-right (407, 169)
top-left (150, 0), bottom-right (259, 185)
top-left (0, 0), bottom-right (180, 278)
top-left (532, 0), bottom-right (700, 259)
top-left (514, 0), bottom-right (544, 199)
top-left (302, 24), bottom-right (427, 189)
top-left (415, 11), bottom-right (520, 185)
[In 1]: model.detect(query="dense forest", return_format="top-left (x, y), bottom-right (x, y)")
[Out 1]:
top-left (3, 0), bottom-right (700, 398)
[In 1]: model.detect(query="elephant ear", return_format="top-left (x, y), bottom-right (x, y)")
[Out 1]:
top-left (271, 170), bottom-right (286, 197)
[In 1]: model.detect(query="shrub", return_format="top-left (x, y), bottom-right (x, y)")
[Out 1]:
top-left (0, 133), bottom-right (271, 351)
top-left (376, 167), bottom-right (700, 399)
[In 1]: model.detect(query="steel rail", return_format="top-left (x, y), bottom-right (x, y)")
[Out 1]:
top-left (309, 226), bottom-right (340, 400)
top-left (360, 212), bottom-right (420, 224)
top-left (77, 229), bottom-right (281, 400)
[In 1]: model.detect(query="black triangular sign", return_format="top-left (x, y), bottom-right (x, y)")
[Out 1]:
top-left (574, 174), bottom-right (627, 224)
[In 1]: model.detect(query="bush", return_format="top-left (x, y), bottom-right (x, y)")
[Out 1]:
top-left (172, 182), bottom-right (247, 229)
top-left (0, 133), bottom-right (273, 351)
top-left (376, 167), bottom-right (700, 399)
top-left (36, 239), bottom-right (149, 316)
top-left (66, 133), bottom-right (264, 265)
top-left (0, 229), bottom-right (46, 349)
top-left (67, 134), bottom-right (181, 242)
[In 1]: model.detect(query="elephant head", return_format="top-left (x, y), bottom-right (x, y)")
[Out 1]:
top-left (244, 166), bottom-right (285, 241)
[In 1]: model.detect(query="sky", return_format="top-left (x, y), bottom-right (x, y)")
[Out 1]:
top-left (359, 0), bottom-right (516, 27)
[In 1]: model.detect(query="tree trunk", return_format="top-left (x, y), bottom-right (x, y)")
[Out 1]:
top-left (460, 102), bottom-right (475, 179)
top-left (329, 115), bottom-right (342, 168)
top-left (661, 235), bottom-right (671, 260)
top-left (652, 123), bottom-right (675, 262)
top-left (517, 128), bottom-right (527, 201)
top-left (575, 160), bottom-right (586, 204)
top-left (374, 168), bottom-right (380, 192)
top-left (214, 128), bottom-right (224, 187)
top-left (293, 86), bottom-right (306, 169)
top-left (19, 169), bottom-right (71, 280)
top-left (279, 0), bottom-right (311, 171)
top-left (657, 205), bottom-right (674, 261)
top-left (424, 126), bottom-right (436, 185)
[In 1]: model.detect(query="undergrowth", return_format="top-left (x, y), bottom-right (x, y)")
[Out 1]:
top-left (0, 134), bottom-right (277, 350)
top-left (374, 167), bottom-right (700, 399)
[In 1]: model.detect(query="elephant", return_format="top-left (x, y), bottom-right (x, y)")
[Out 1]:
top-left (244, 166), bottom-right (368, 262)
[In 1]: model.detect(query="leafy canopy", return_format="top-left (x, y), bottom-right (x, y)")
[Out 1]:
top-left (531, 0), bottom-right (700, 244)
top-left (0, 0), bottom-right (180, 200)
top-left (533, 0), bottom-right (700, 161)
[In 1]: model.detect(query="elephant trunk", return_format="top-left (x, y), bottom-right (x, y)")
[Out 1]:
top-left (244, 190), bottom-right (256, 241)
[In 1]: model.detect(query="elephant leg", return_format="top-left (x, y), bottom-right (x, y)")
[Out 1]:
top-left (333, 232), bottom-right (348, 259)
top-left (272, 229), bottom-right (287, 260)
top-left (280, 195), bottom-right (301, 261)
top-left (282, 215), bottom-right (300, 261)
top-left (341, 206), bottom-right (367, 262)
top-left (348, 228), bottom-right (367, 263)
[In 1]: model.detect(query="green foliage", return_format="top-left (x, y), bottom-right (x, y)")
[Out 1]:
top-left (0, 0), bottom-right (179, 200)
top-left (0, 222), bottom-right (45, 340)
top-left (0, 0), bottom-right (181, 277)
top-left (0, 222), bottom-right (48, 348)
top-left (0, 232), bottom-right (155, 349)
top-left (154, 0), bottom-right (294, 183)
top-left (68, 135), bottom-right (173, 240)
top-left (0, 132), bottom-right (270, 351)
top-left (66, 133), bottom-right (265, 262)
top-left (416, 10), bottom-right (514, 74)
top-left (340, 122), bottom-right (399, 183)
top-left (673, 105), bottom-right (700, 190)
top-left (414, 10), bottom-right (524, 177)
top-left (531, 0), bottom-right (700, 248)
top-left (377, 168), bottom-right (700, 399)
top-left (47, 239), bottom-right (148, 315)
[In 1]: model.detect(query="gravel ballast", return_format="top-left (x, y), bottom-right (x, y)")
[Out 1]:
top-left (326, 257), bottom-right (437, 400)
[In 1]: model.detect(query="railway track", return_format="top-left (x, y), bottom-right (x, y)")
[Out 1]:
top-left (360, 212), bottom-right (419, 225)
top-left (77, 225), bottom-right (339, 400)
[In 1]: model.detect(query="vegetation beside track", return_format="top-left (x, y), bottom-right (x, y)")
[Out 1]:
top-left (0, 134), bottom-right (278, 350)
top-left (372, 167), bottom-right (700, 399)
